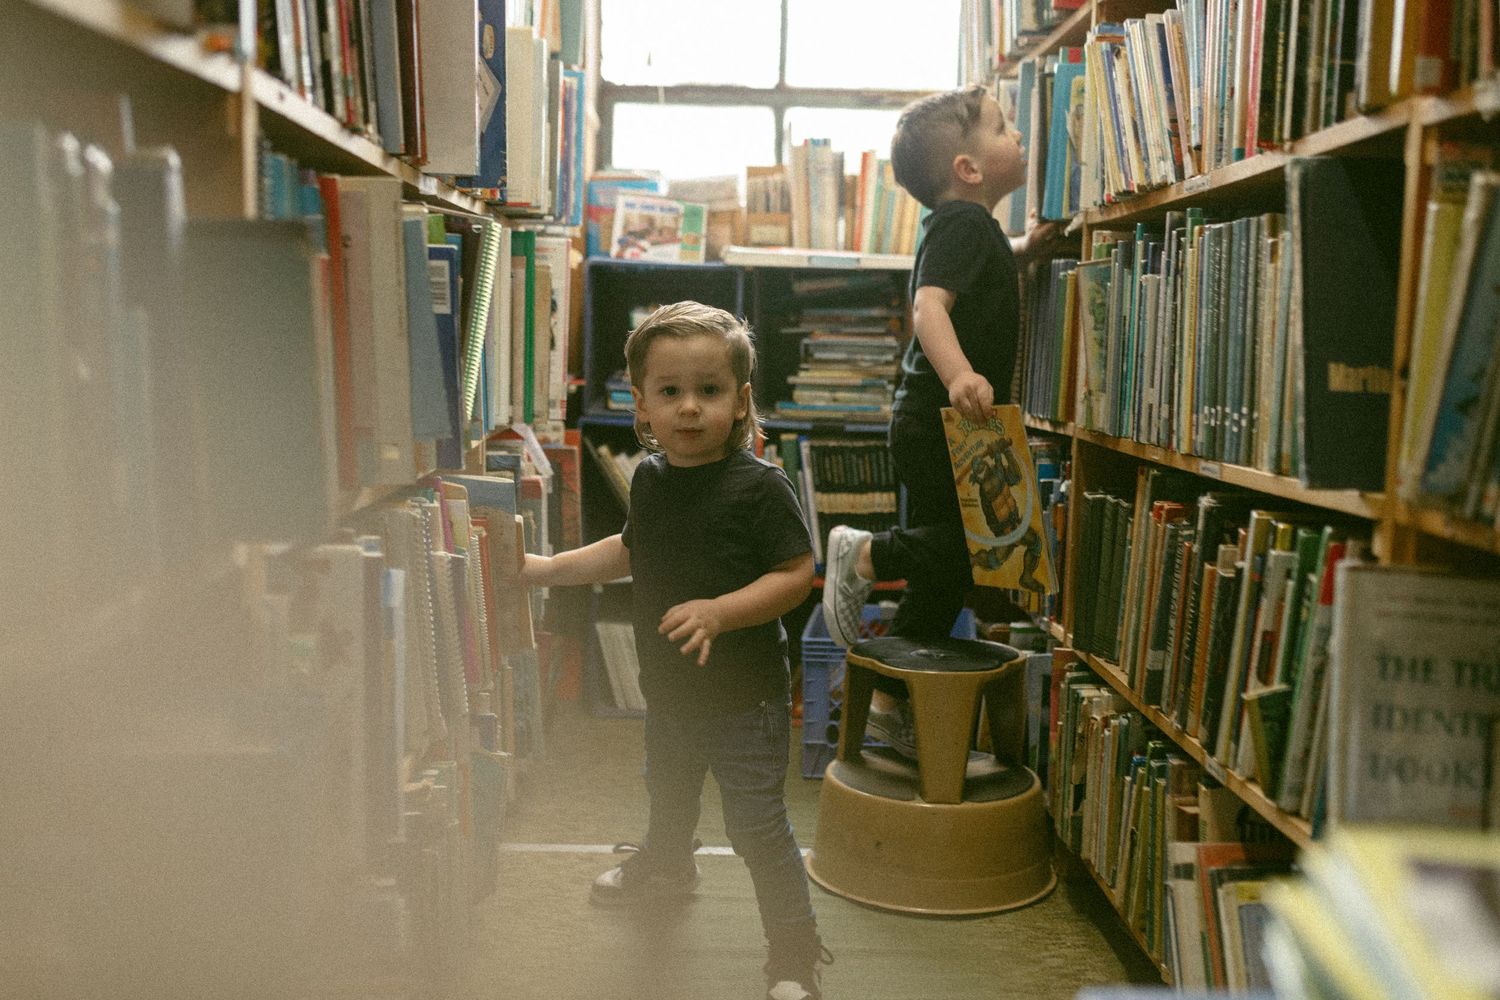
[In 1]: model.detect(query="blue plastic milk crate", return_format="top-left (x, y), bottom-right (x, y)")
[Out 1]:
top-left (799, 603), bottom-right (976, 778)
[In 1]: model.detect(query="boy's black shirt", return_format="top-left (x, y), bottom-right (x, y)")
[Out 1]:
top-left (896, 199), bottom-right (1019, 413)
top-left (622, 449), bottom-right (812, 716)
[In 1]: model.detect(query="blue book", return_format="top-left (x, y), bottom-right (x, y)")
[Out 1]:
top-left (1042, 51), bottom-right (1085, 221)
top-left (459, 0), bottom-right (507, 200)
top-left (403, 216), bottom-right (451, 439)
top-left (442, 474), bottom-right (518, 514)
top-left (1420, 178), bottom-right (1500, 504)
top-left (1010, 59), bottom-right (1037, 235)
top-left (366, 0), bottom-right (405, 155)
top-left (429, 241), bottom-right (463, 469)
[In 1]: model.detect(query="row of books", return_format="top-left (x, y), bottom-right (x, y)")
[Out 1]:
top-left (1019, 156), bottom-right (1403, 492)
top-left (1050, 652), bottom-right (1296, 987)
top-left (584, 436), bottom-right (646, 510)
top-left (258, 145), bottom-right (575, 476)
top-left (233, 461), bottom-right (550, 981)
top-left (1395, 151), bottom-right (1500, 526)
top-left (995, 0), bottom-right (1494, 227)
top-left (252, 1), bottom-right (584, 217)
top-left (764, 434), bottom-right (899, 568)
top-left (1071, 469), bottom-right (1359, 820)
top-left (781, 145), bottom-right (925, 255)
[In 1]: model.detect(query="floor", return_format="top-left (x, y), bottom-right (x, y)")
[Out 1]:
top-left (463, 698), bottom-right (1159, 1000)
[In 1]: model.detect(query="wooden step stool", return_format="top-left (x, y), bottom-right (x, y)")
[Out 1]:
top-left (805, 636), bottom-right (1055, 915)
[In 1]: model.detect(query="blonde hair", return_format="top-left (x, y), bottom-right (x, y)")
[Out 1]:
top-left (890, 84), bottom-right (990, 209)
top-left (623, 301), bottom-right (760, 454)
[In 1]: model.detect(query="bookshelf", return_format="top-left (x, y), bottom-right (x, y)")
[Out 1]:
top-left (2, 1), bottom-right (581, 996)
top-left (988, 0), bottom-right (1500, 986)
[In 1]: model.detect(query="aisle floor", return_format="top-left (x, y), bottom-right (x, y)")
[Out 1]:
top-left (465, 698), bottom-right (1159, 1000)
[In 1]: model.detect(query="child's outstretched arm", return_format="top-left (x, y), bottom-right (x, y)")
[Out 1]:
top-left (520, 533), bottom-right (631, 587)
top-left (660, 552), bottom-right (815, 666)
top-left (912, 284), bottom-right (993, 424)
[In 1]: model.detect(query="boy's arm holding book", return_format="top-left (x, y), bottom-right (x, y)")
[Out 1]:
top-left (661, 552), bottom-right (815, 666)
top-left (520, 533), bottom-right (631, 586)
top-left (913, 284), bottom-right (993, 423)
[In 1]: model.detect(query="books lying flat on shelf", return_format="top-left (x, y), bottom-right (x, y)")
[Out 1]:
top-left (942, 404), bottom-right (1058, 595)
top-left (609, 192), bottom-right (707, 264)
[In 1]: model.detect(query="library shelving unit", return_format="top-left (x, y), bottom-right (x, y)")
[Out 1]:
top-left (995, 0), bottom-right (1500, 983)
top-left (1, 1), bottom-right (569, 996)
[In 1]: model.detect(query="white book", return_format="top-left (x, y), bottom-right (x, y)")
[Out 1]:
top-left (534, 235), bottom-right (571, 424)
top-left (339, 176), bottom-right (415, 485)
top-left (417, 0), bottom-right (480, 176)
top-left (505, 27), bottom-right (550, 210)
top-left (489, 224), bottom-right (514, 429)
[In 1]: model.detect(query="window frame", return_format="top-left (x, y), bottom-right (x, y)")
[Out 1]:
top-left (595, 0), bottom-right (953, 172)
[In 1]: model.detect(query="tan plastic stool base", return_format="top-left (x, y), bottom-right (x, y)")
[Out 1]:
top-left (806, 752), bottom-right (1056, 915)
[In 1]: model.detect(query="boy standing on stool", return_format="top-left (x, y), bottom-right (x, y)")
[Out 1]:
top-left (822, 85), bottom-right (1032, 756)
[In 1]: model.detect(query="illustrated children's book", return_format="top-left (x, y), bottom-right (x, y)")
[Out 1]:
top-left (942, 404), bottom-right (1059, 595)
top-left (609, 192), bottom-right (707, 263)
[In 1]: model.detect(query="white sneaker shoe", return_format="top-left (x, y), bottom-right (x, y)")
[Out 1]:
top-left (822, 526), bottom-right (874, 648)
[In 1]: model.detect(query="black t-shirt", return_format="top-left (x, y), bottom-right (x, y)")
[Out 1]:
top-left (621, 449), bottom-right (812, 716)
top-left (896, 199), bottom-right (1020, 414)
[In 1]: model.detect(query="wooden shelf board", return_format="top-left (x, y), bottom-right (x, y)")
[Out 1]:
top-left (1417, 80), bottom-right (1500, 128)
top-left (721, 246), bottom-right (914, 270)
top-left (1084, 153), bottom-right (1287, 225)
top-left (1072, 428), bottom-right (1382, 518)
top-left (998, 4), bottom-right (1092, 77)
top-left (26, 0), bottom-right (243, 92)
top-left (252, 70), bottom-right (491, 216)
top-left (1076, 854), bottom-right (1174, 985)
top-left (1291, 100), bottom-right (1411, 156)
top-left (1081, 652), bottom-right (1314, 850)
top-left (1394, 501), bottom-right (1500, 556)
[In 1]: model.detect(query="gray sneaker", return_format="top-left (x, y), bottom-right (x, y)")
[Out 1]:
top-left (866, 701), bottom-right (917, 759)
top-left (822, 525), bottom-right (874, 648)
top-left (589, 842), bottom-right (701, 907)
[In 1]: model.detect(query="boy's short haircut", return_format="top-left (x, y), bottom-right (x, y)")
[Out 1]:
top-left (890, 84), bottom-right (990, 209)
top-left (624, 300), bottom-right (761, 453)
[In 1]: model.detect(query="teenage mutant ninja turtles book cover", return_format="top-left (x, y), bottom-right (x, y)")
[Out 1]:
top-left (941, 404), bottom-right (1058, 595)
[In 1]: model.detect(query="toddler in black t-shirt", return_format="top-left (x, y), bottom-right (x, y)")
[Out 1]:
top-left (519, 302), bottom-right (829, 1000)
top-left (821, 84), bottom-right (1042, 756)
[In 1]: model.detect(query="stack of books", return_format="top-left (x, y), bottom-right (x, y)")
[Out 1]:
top-left (774, 304), bottom-right (904, 424)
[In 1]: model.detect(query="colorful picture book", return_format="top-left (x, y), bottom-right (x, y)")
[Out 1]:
top-left (608, 192), bottom-right (707, 264)
top-left (942, 404), bottom-right (1059, 595)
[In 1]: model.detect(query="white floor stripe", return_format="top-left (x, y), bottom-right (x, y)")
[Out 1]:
top-left (501, 842), bottom-right (810, 857)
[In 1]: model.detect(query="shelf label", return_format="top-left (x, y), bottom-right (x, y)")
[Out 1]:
top-left (1184, 175), bottom-right (1212, 195)
top-left (806, 254), bottom-right (859, 269)
top-left (1198, 461), bottom-right (1222, 479)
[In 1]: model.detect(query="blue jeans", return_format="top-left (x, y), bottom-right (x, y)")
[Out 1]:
top-left (641, 699), bottom-right (816, 938)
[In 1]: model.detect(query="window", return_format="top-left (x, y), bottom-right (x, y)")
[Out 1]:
top-left (599, 0), bottom-right (961, 181)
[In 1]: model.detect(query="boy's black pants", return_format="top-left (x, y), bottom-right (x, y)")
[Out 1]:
top-left (867, 404), bottom-right (972, 695)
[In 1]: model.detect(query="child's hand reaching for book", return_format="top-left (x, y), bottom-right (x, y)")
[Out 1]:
top-left (948, 371), bottom-right (994, 425)
top-left (660, 599), bottom-right (724, 666)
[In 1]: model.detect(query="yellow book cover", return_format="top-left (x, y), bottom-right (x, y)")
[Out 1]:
top-left (941, 404), bottom-right (1058, 595)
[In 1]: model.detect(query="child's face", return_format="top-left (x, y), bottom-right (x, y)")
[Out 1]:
top-left (631, 333), bottom-right (750, 467)
top-left (968, 95), bottom-right (1026, 205)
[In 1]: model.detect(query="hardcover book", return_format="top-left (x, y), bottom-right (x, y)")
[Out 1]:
top-left (941, 404), bottom-right (1059, 595)
top-left (1327, 562), bottom-right (1500, 828)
